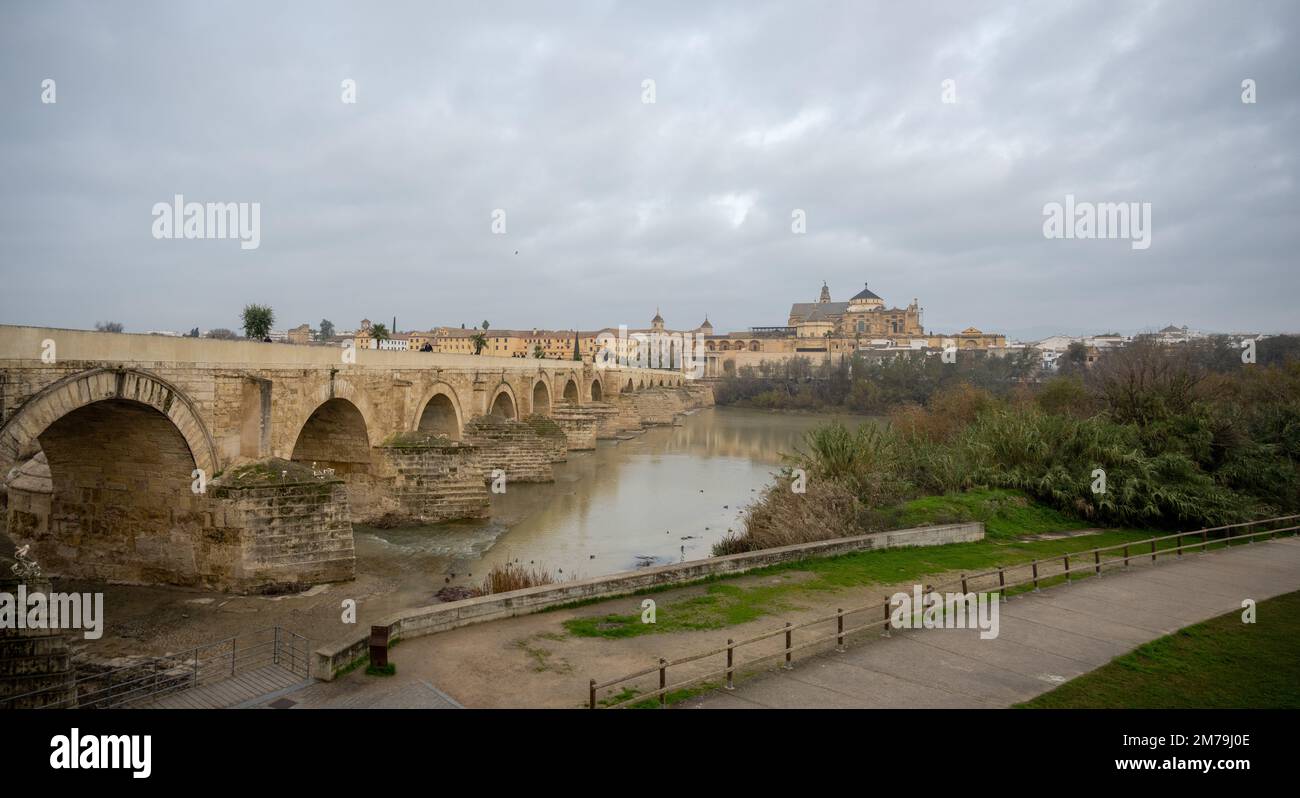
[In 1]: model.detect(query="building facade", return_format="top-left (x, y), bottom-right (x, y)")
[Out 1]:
top-left (704, 281), bottom-right (1007, 376)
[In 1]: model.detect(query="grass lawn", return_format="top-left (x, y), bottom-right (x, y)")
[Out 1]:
top-left (887, 488), bottom-right (1093, 540)
top-left (564, 489), bottom-right (1170, 639)
top-left (1018, 590), bottom-right (1300, 709)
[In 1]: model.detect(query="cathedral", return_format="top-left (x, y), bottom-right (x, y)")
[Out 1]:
top-left (787, 282), bottom-right (924, 339)
top-left (701, 280), bottom-right (1006, 376)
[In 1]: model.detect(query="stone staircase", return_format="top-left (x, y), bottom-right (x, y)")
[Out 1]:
top-left (463, 416), bottom-right (555, 483)
top-left (372, 438), bottom-right (491, 522)
top-left (521, 415), bottom-right (570, 462)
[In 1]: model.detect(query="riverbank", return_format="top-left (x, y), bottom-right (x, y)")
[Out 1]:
top-left (280, 522), bottom-right (1195, 708)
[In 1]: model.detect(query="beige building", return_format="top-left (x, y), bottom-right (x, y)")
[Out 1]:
top-left (425, 327), bottom-right (602, 360)
top-left (287, 324), bottom-right (313, 345)
top-left (704, 281), bottom-right (1006, 375)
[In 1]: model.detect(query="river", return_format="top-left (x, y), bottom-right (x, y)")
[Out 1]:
top-left (355, 406), bottom-right (871, 589)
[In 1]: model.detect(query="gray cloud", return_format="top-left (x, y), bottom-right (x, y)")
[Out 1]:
top-left (1, 0), bottom-right (1296, 339)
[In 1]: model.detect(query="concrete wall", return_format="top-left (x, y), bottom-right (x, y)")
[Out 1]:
top-left (312, 521), bottom-right (983, 679)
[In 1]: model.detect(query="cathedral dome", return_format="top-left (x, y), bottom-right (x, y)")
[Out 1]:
top-left (850, 284), bottom-right (881, 302)
top-left (848, 283), bottom-right (885, 310)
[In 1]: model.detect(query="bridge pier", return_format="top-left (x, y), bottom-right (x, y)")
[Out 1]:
top-left (0, 574), bottom-right (77, 709)
top-left (367, 435), bottom-right (491, 525)
top-left (522, 415), bottom-right (570, 463)
top-left (585, 403), bottom-right (623, 439)
top-left (629, 389), bottom-right (677, 426)
top-left (609, 394), bottom-right (646, 433)
top-left (549, 404), bottom-right (600, 451)
top-left (462, 417), bottom-right (555, 483)
top-left (208, 461), bottom-right (355, 591)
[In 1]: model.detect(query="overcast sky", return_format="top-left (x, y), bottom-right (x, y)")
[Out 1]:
top-left (1, 1), bottom-right (1296, 341)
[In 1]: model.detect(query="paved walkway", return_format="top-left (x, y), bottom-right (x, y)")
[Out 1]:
top-left (687, 537), bottom-right (1300, 708)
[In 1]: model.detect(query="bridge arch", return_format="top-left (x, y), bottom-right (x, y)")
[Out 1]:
top-left (0, 368), bottom-right (219, 585)
top-left (561, 377), bottom-right (580, 404)
top-left (413, 382), bottom-right (463, 440)
top-left (0, 367), bottom-right (217, 478)
top-left (531, 379), bottom-right (552, 415)
top-left (286, 377), bottom-right (382, 455)
top-left (289, 396), bottom-right (378, 518)
top-left (290, 398), bottom-right (372, 465)
top-left (589, 376), bottom-right (604, 402)
top-left (488, 383), bottom-right (518, 419)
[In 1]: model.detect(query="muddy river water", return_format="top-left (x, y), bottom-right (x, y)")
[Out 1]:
top-left (356, 407), bottom-right (871, 589)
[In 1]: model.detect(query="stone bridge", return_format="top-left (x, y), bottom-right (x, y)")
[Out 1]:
top-left (0, 325), bottom-right (712, 594)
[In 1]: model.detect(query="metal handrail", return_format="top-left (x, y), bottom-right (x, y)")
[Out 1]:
top-left (2, 625), bottom-right (310, 709)
top-left (588, 515), bottom-right (1300, 708)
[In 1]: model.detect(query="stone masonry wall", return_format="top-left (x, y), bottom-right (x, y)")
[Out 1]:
top-left (210, 475), bottom-right (356, 593)
top-left (521, 415), bottom-right (569, 463)
top-left (462, 417), bottom-right (555, 483)
top-left (609, 395), bottom-right (645, 433)
top-left (630, 390), bottom-right (676, 425)
top-left (370, 439), bottom-right (492, 521)
top-left (549, 405), bottom-right (598, 450)
top-left (0, 576), bottom-right (77, 708)
top-left (586, 402), bottom-right (622, 439)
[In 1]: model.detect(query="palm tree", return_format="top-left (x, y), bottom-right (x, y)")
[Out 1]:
top-left (370, 322), bottom-right (390, 347)
top-left (471, 331), bottom-right (488, 355)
